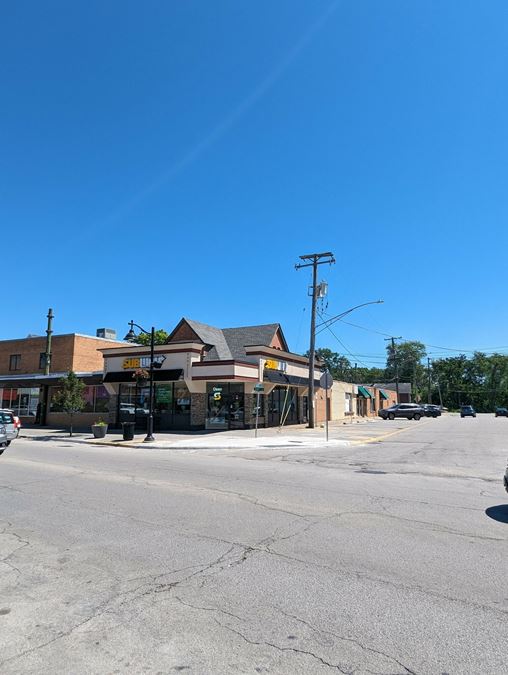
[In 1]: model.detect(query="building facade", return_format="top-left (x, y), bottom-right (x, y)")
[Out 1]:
top-left (101, 318), bottom-right (325, 431)
top-left (0, 333), bottom-right (126, 426)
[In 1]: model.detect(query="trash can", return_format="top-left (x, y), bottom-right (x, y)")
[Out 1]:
top-left (122, 422), bottom-right (135, 441)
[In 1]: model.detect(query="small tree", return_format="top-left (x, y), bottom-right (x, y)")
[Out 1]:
top-left (52, 371), bottom-right (86, 436)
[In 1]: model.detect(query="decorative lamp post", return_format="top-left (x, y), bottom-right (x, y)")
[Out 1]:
top-left (124, 321), bottom-right (157, 443)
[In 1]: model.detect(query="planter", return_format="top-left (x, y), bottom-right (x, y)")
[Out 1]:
top-left (91, 424), bottom-right (108, 439)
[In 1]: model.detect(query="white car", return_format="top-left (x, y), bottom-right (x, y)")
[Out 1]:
top-left (0, 423), bottom-right (7, 454)
top-left (0, 410), bottom-right (18, 445)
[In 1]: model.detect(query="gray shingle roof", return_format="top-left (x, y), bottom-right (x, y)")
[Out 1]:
top-left (222, 324), bottom-right (281, 361)
top-left (177, 319), bottom-right (285, 362)
top-left (184, 318), bottom-right (232, 360)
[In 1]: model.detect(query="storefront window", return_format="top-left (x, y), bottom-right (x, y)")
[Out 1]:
top-left (1, 387), bottom-right (40, 416)
top-left (205, 383), bottom-right (244, 430)
top-left (82, 386), bottom-right (95, 412)
top-left (49, 385), bottom-right (109, 414)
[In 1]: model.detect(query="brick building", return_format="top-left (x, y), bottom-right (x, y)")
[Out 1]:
top-left (0, 333), bottom-right (125, 426)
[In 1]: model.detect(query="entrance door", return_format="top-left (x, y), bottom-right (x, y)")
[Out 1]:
top-left (268, 387), bottom-right (299, 426)
top-left (206, 392), bottom-right (244, 430)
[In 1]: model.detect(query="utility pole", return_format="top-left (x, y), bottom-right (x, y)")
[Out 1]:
top-left (427, 357), bottom-right (432, 404)
top-left (39, 307), bottom-right (54, 426)
top-left (385, 336), bottom-right (402, 403)
top-left (295, 251), bottom-right (335, 428)
top-left (44, 308), bottom-right (54, 375)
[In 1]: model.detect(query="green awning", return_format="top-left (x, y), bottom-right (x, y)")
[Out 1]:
top-left (357, 385), bottom-right (372, 398)
top-left (379, 389), bottom-right (389, 400)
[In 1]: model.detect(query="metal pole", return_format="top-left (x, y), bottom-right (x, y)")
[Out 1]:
top-left (325, 383), bottom-right (329, 442)
top-left (255, 391), bottom-right (260, 438)
top-left (44, 308), bottom-right (53, 375)
top-left (144, 326), bottom-right (155, 442)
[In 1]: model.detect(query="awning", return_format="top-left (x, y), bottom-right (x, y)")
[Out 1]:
top-left (103, 369), bottom-right (184, 383)
top-left (263, 370), bottom-right (321, 388)
top-left (357, 385), bottom-right (372, 398)
top-left (379, 389), bottom-right (389, 400)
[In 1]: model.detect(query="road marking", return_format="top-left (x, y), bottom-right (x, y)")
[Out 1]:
top-left (351, 418), bottom-right (433, 445)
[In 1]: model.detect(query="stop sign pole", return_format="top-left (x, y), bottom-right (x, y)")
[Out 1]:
top-left (320, 370), bottom-right (333, 441)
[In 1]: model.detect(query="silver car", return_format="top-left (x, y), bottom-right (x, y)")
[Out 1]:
top-left (0, 410), bottom-right (18, 445)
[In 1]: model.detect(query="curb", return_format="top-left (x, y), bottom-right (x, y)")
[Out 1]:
top-left (25, 435), bottom-right (352, 451)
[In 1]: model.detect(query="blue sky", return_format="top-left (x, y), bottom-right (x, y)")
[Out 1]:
top-left (2, 1), bottom-right (508, 366)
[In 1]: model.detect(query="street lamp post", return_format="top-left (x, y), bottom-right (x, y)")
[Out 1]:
top-left (124, 321), bottom-right (156, 443)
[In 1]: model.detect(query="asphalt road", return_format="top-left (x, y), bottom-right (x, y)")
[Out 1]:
top-left (0, 415), bottom-right (507, 674)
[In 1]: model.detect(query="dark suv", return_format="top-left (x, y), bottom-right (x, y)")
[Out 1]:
top-left (495, 407), bottom-right (508, 417)
top-left (422, 404), bottom-right (442, 418)
top-left (378, 403), bottom-right (425, 421)
top-left (460, 405), bottom-right (476, 418)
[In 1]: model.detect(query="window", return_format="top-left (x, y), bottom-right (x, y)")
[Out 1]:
top-left (9, 354), bottom-right (21, 371)
top-left (1, 387), bottom-right (39, 416)
top-left (39, 353), bottom-right (47, 369)
top-left (49, 384), bottom-right (110, 413)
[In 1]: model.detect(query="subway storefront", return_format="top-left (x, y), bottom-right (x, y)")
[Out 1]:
top-left (100, 335), bottom-right (323, 432)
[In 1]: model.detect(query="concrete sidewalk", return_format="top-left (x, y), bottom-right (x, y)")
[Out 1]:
top-left (19, 419), bottom-right (375, 450)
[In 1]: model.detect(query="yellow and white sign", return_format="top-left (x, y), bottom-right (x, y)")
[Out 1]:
top-left (264, 358), bottom-right (287, 372)
top-left (122, 355), bottom-right (166, 369)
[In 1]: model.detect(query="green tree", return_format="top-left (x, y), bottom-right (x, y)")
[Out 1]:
top-left (52, 371), bottom-right (86, 436)
top-left (310, 348), bottom-right (352, 380)
top-left (386, 340), bottom-right (426, 398)
top-left (133, 329), bottom-right (169, 346)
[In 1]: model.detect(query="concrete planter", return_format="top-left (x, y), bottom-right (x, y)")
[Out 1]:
top-left (91, 424), bottom-right (108, 439)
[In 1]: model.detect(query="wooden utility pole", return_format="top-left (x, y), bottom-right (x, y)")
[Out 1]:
top-left (295, 251), bottom-right (335, 428)
top-left (385, 336), bottom-right (402, 403)
top-left (427, 357), bottom-right (432, 404)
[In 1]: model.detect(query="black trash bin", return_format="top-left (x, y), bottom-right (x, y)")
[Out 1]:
top-left (122, 422), bottom-right (135, 441)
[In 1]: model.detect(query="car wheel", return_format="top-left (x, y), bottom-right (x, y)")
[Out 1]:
top-left (413, 413), bottom-right (421, 421)
top-left (0, 447), bottom-right (4, 455)
top-left (388, 413), bottom-right (395, 420)
top-left (6, 440), bottom-right (10, 446)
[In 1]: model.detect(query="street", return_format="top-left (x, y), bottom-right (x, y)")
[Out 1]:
top-left (0, 415), bottom-right (507, 674)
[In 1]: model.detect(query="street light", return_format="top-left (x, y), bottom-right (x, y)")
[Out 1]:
top-left (123, 320), bottom-right (157, 443)
top-left (315, 300), bottom-right (384, 334)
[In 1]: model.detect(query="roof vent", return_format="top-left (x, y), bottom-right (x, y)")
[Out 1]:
top-left (96, 328), bottom-right (117, 340)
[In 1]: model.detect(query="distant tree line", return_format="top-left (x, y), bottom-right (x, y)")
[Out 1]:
top-left (310, 342), bottom-right (508, 412)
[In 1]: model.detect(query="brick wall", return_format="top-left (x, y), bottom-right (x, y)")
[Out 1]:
top-left (190, 393), bottom-right (206, 428)
top-left (0, 334), bottom-right (125, 376)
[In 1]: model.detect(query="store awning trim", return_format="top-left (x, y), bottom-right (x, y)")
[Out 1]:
top-left (357, 385), bottom-right (372, 398)
top-left (379, 389), bottom-right (389, 400)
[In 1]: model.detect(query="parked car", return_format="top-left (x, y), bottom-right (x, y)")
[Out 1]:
top-left (460, 405), bottom-right (476, 418)
top-left (0, 410), bottom-right (19, 445)
top-left (0, 423), bottom-right (7, 454)
top-left (422, 404), bottom-right (442, 418)
top-left (378, 403), bottom-right (426, 420)
top-left (495, 407), bottom-right (508, 417)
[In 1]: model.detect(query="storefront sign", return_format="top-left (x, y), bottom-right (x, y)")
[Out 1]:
top-left (264, 359), bottom-right (287, 372)
top-left (122, 355), bottom-right (166, 369)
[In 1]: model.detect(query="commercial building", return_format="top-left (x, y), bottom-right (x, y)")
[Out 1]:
top-left (101, 318), bottom-right (326, 431)
top-left (356, 384), bottom-right (397, 417)
top-left (0, 332), bottom-right (126, 426)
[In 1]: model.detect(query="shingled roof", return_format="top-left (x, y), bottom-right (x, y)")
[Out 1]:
top-left (222, 324), bottom-right (285, 360)
top-left (167, 318), bottom-right (288, 362)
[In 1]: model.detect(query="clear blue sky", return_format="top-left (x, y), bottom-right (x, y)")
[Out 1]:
top-left (2, 1), bottom-right (508, 366)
